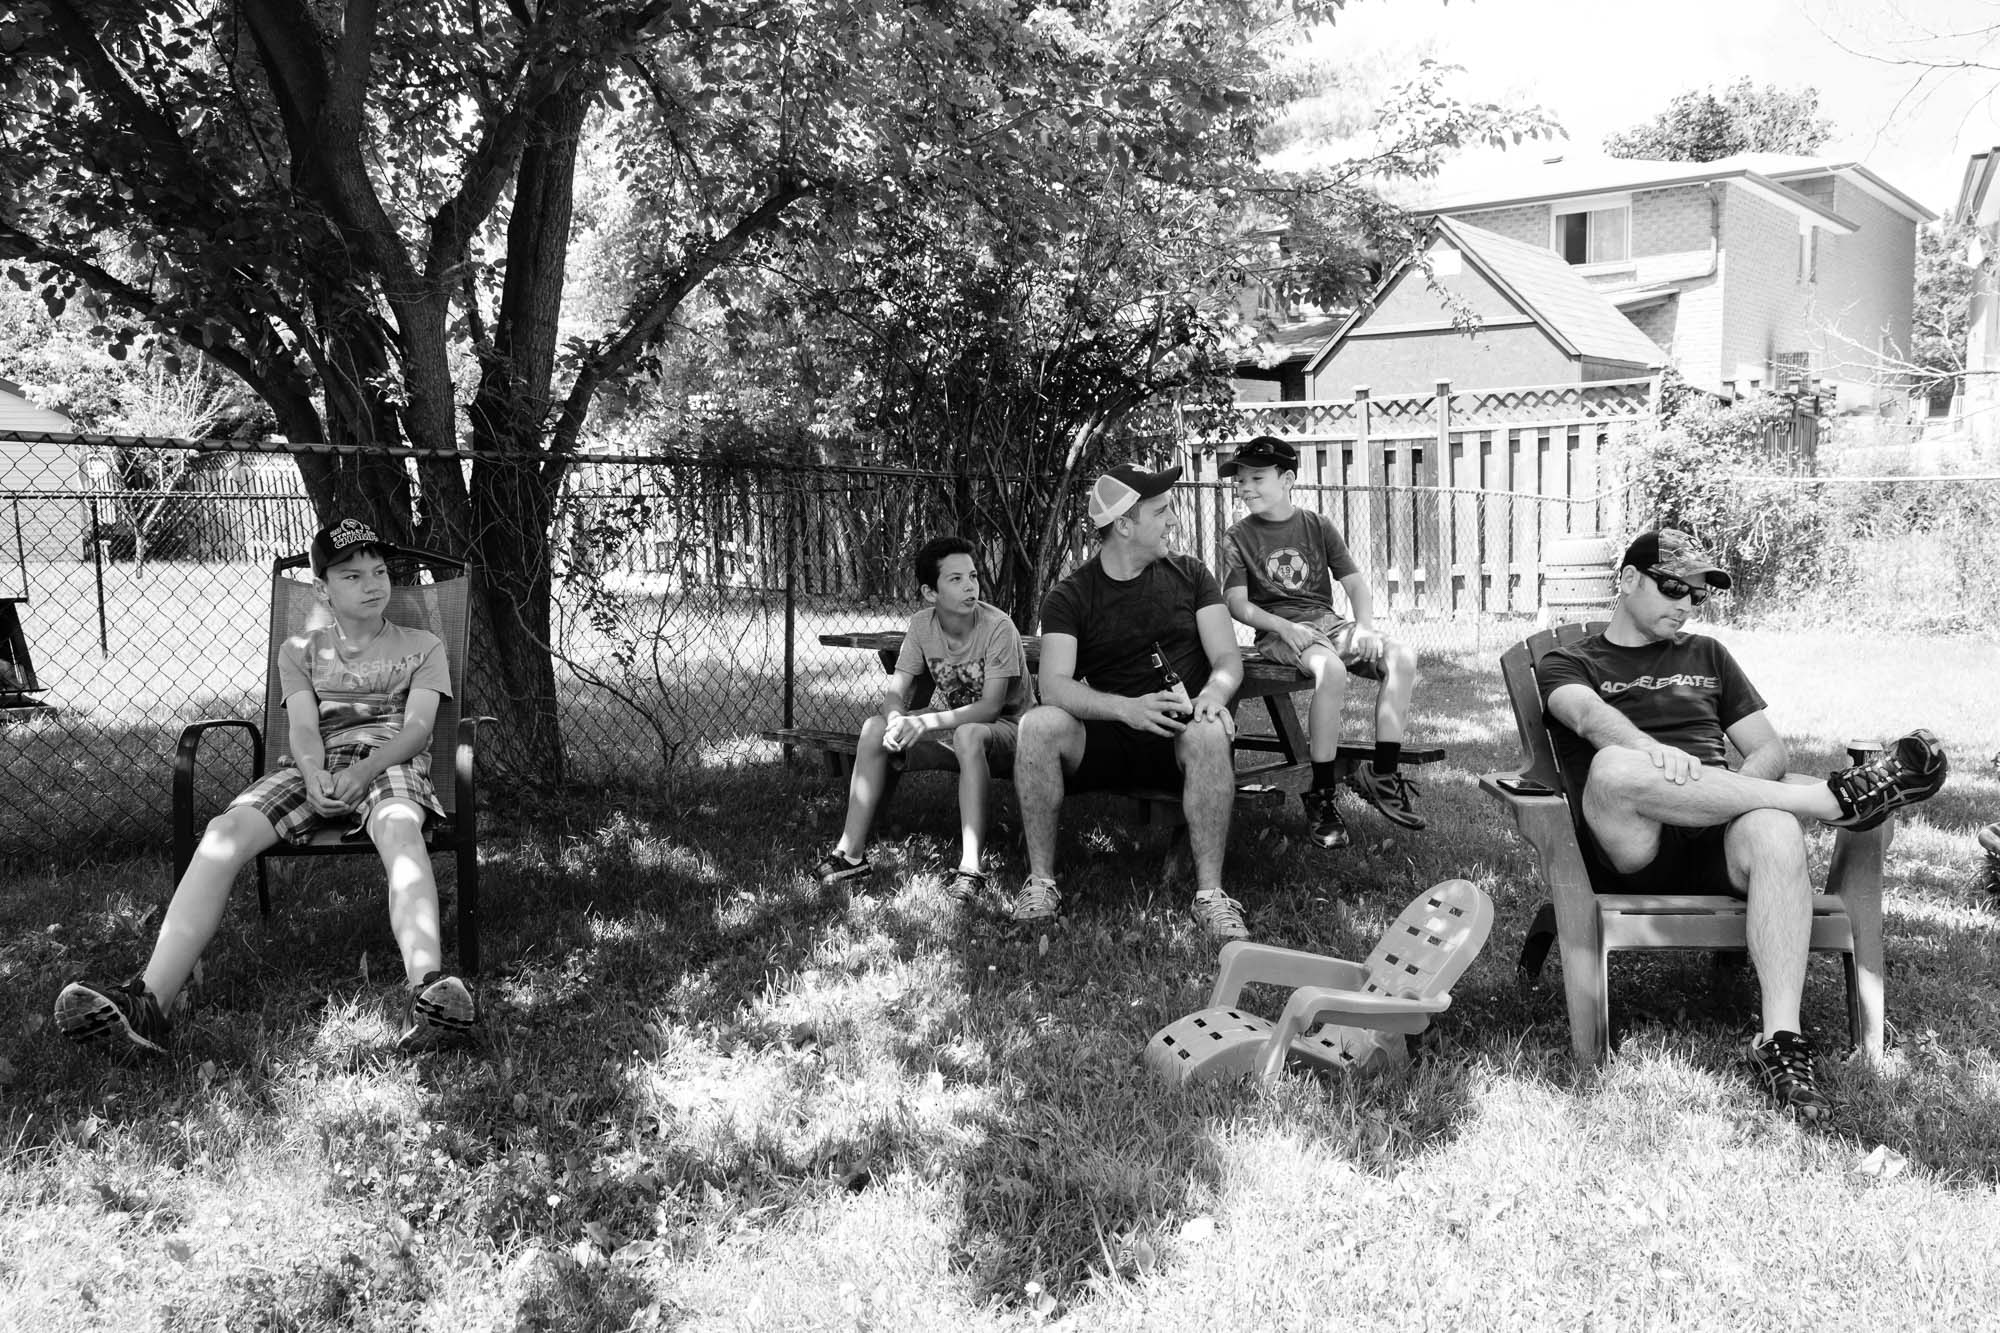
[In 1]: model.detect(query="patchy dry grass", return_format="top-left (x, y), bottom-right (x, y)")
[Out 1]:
top-left (3, 623), bottom-right (1999, 1330)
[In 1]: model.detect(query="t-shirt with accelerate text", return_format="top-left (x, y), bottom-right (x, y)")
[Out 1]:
top-left (1536, 630), bottom-right (1766, 783)
top-left (892, 601), bottom-right (1032, 719)
top-left (1220, 508), bottom-right (1362, 622)
top-left (275, 619), bottom-right (453, 749)
top-left (1038, 553), bottom-right (1224, 698)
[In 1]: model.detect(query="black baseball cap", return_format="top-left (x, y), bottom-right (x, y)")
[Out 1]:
top-left (310, 518), bottom-right (400, 577)
top-left (1218, 434), bottom-right (1298, 477)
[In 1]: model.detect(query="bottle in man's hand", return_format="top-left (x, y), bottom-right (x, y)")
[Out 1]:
top-left (1149, 640), bottom-right (1193, 722)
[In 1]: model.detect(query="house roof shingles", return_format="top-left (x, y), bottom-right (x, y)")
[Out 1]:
top-left (1440, 219), bottom-right (1666, 366)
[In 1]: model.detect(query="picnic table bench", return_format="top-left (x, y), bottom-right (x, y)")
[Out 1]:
top-left (762, 629), bottom-right (1443, 827)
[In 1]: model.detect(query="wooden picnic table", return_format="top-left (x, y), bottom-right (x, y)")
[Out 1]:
top-left (814, 628), bottom-right (1317, 777)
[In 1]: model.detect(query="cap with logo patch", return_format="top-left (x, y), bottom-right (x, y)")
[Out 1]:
top-left (310, 518), bottom-right (401, 577)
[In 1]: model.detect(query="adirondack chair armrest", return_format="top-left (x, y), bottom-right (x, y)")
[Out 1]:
top-left (1477, 775), bottom-right (1578, 853)
top-left (1207, 940), bottom-right (1368, 1008)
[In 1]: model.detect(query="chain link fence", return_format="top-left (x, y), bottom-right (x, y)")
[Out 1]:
top-left (9, 430), bottom-right (1987, 862)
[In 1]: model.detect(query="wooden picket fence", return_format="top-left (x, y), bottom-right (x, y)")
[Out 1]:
top-left (1179, 376), bottom-right (1655, 617)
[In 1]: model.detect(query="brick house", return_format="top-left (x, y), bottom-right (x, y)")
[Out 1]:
top-left (1283, 154), bottom-right (1931, 406)
top-left (1301, 216), bottom-right (1664, 398)
top-left (1955, 147), bottom-right (2000, 445)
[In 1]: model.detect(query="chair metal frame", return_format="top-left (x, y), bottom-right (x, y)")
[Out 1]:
top-left (1478, 620), bottom-right (1887, 1066)
top-left (171, 550), bottom-right (491, 973)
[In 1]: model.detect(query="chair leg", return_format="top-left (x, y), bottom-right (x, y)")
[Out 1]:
top-left (458, 838), bottom-right (480, 976)
top-left (1518, 902), bottom-right (1557, 981)
top-left (1550, 934), bottom-right (1611, 1066)
top-left (256, 856), bottom-right (271, 918)
top-left (1829, 823), bottom-right (1888, 1060)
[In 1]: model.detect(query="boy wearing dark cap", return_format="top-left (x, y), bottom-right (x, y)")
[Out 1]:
top-left (1540, 527), bottom-right (1947, 1120)
top-left (1219, 434), bottom-right (1424, 849)
top-left (55, 518), bottom-right (476, 1055)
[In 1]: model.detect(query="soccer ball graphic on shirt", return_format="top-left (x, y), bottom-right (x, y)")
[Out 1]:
top-left (1264, 548), bottom-right (1310, 592)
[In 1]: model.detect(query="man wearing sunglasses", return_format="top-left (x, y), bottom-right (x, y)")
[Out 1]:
top-left (1538, 528), bottom-right (1947, 1121)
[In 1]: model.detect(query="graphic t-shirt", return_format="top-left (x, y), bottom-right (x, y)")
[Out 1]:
top-left (1221, 508), bottom-right (1362, 622)
top-left (1039, 553), bottom-right (1224, 697)
top-left (893, 601), bottom-right (1032, 719)
top-left (276, 619), bottom-right (453, 749)
top-left (1537, 631), bottom-right (1766, 783)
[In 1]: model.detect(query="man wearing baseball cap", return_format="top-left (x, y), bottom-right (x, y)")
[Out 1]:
top-left (1539, 527), bottom-right (1947, 1121)
top-left (1008, 463), bottom-right (1250, 939)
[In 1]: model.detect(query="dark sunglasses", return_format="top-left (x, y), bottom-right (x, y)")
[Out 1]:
top-left (1645, 569), bottom-right (1711, 607)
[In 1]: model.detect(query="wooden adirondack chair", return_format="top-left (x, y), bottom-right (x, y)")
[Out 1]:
top-left (1478, 621), bottom-right (1888, 1066)
top-left (171, 551), bottom-right (492, 973)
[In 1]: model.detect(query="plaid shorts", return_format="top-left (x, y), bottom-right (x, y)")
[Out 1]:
top-left (229, 743), bottom-right (444, 845)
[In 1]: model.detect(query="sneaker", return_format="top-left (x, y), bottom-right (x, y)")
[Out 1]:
top-left (1008, 874), bottom-right (1061, 924)
top-left (1745, 1029), bottom-right (1831, 1121)
top-left (813, 848), bottom-right (872, 886)
top-left (1300, 788), bottom-right (1351, 848)
top-left (1345, 763), bottom-right (1426, 830)
top-left (945, 869), bottom-right (988, 902)
top-left (1823, 729), bottom-right (1948, 831)
top-left (1190, 889), bottom-right (1249, 942)
top-left (55, 977), bottom-right (169, 1054)
top-left (398, 972), bottom-right (477, 1051)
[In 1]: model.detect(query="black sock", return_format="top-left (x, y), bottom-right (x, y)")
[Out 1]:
top-left (1311, 759), bottom-right (1341, 790)
top-left (1374, 742), bottom-right (1402, 776)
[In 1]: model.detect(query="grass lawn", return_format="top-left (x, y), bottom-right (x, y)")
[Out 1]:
top-left (4, 622), bottom-right (1999, 1330)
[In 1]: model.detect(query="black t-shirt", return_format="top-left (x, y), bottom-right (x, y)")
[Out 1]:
top-left (1537, 631), bottom-right (1766, 783)
top-left (1039, 552), bottom-right (1224, 697)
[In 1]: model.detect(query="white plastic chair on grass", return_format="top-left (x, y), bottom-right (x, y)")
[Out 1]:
top-left (1145, 878), bottom-right (1494, 1087)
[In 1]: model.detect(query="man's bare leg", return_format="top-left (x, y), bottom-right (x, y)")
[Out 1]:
top-left (1015, 705), bottom-right (1083, 885)
top-left (1581, 747), bottom-right (1840, 871)
top-left (1176, 717), bottom-right (1236, 895)
top-left (1723, 807), bottom-right (1816, 1038)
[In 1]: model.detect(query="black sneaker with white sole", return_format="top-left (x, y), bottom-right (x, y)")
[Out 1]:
top-left (398, 972), bottom-right (477, 1051)
top-left (1345, 763), bottom-right (1426, 830)
top-left (1300, 788), bottom-right (1350, 848)
top-left (55, 977), bottom-right (170, 1054)
top-left (812, 848), bottom-right (872, 886)
top-left (1745, 1029), bottom-right (1831, 1122)
top-left (1823, 729), bottom-right (1947, 831)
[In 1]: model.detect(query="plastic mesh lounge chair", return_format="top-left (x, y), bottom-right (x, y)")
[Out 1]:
top-left (1145, 878), bottom-right (1494, 1087)
top-left (1478, 620), bottom-right (1888, 1066)
top-left (171, 550), bottom-right (492, 972)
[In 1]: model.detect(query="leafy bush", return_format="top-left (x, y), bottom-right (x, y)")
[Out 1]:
top-left (1620, 391), bottom-right (1832, 598)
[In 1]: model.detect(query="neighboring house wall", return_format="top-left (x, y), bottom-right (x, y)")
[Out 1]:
top-left (1626, 301), bottom-right (1677, 357)
top-left (1807, 179), bottom-right (1917, 390)
top-left (1716, 184), bottom-right (1811, 392)
top-left (1449, 203), bottom-right (1545, 248)
top-left (0, 386), bottom-right (86, 565)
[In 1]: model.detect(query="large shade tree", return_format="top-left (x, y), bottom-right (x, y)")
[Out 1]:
top-left (0, 0), bottom-right (1321, 773)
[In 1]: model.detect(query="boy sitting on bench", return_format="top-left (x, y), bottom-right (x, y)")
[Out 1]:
top-left (1220, 435), bottom-right (1424, 849)
top-left (812, 536), bottom-right (1031, 900)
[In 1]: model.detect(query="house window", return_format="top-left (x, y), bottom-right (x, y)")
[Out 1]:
top-left (1797, 230), bottom-right (1818, 282)
top-left (1553, 206), bottom-right (1629, 265)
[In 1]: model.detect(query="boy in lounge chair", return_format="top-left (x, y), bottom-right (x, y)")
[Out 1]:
top-left (55, 519), bottom-right (476, 1054)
